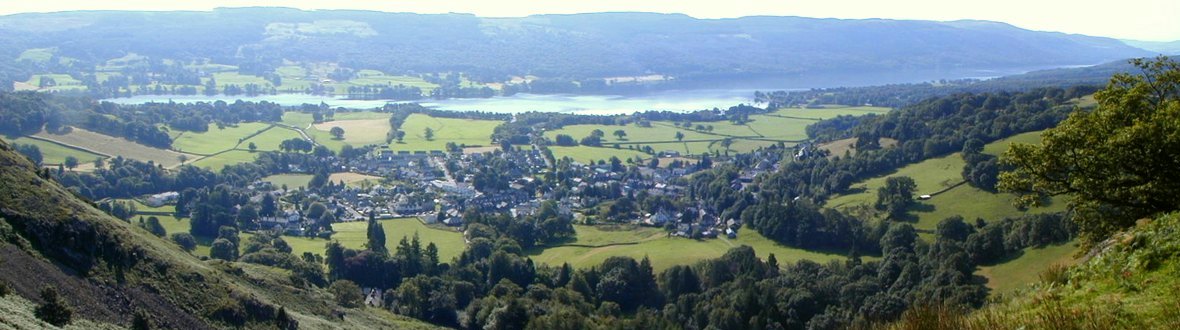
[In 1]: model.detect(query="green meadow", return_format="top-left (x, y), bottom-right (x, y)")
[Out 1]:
top-left (548, 146), bottom-right (650, 164)
top-left (283, 218), bottom-right (466, 262)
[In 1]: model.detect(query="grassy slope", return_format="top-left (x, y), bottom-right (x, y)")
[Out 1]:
top-left (263, 174), bottom-right (315, 189)
top-left (893, 213), bottom-right (1180, 329)
top-left (0, 139), bottom-right (438, 329)
top-left (827, 131), bottom-right (1065, 232)
top-left (976, 241), bottom-right (1080, 293)
top-left (190, 150), bottom-right (257, 170)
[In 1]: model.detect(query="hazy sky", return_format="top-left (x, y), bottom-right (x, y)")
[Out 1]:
top-left (2, 0), bottom-right (1178, 41)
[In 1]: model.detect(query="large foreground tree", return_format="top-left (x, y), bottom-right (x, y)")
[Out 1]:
top-left (999, 57), bottom-right (1180, 243)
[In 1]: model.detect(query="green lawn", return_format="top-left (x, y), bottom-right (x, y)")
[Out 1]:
top-left (527, 225), bottom-right (854, 271)
top-left (977, 241), bottom-right (1079, 293)
top-left (283, 218), bottom-right (466, 261)
top-left (742, 115), bottom-right (816, 141)
top-left (190, 150), bottom-right (258, 170)
top-left (172, 123), bottom-right (272, 155)
top-left (548, 146), bottom-right (650, 164)
top-left (391, 114), bottom-right (501, 151)
top-left (263, 174), bottom-right (314, 189)
top-left (7, 136), bottom-right (105, 165)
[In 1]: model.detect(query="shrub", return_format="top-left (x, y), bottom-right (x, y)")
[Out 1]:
top-left (329, 280), bottom-right (364, 308)
top-left (34, 287), bottom-right (72, 326)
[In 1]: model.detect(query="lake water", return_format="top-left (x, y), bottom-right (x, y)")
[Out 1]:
top-left (101, 89), bottom-right (763, 115)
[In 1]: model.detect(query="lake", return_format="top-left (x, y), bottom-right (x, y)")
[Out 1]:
top-left (101, 89), bottom-right (764, 115)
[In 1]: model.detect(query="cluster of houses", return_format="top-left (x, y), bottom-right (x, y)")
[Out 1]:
top-left (146, 132), bottom-right (789, 243)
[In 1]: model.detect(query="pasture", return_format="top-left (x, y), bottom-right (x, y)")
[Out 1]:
top-left (22, 74), bottom-right (86, 92)
top-left (208, 72), bottom-right (274, 89)
top-left (527, 225), bottom-right (853, 271)
top-left (7, 136), bottom-right (105, 165)
top-left (171, 122), bottom-right (272, 155)
top-left (392, 114), bottom-right (500, 151)
top-left (33, 128), bottom-right (193, 168)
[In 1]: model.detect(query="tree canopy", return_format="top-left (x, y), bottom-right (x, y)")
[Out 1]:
top-left (999, 57), bottom-right (1180, 243)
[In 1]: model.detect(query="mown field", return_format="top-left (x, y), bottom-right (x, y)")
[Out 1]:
top-left (33, 128), bottom-right (194, 168)
top-left (527, 225), bottom-right (853, 271)
top-left (392, 114), bottom-right (501, 151)
top-left (6, 136), bottom-right (105, 165)
top-left (773, 105), bottom-right (892, 120)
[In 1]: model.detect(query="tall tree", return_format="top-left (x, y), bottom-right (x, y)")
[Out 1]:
top-left (330, 126), bottom-right (345, 139)
top-left (1000, 57), bottom-right (1180, 243)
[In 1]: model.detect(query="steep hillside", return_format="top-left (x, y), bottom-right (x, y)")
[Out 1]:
top-left (0, 8), bottom-right (1151, 81)
top-left (0, 139), bottom-right (438, 329)
top-left (889, 212), bottom-right (1180, 329)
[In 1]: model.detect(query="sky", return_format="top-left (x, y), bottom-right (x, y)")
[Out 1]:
top-left (1, 0), bottom-right (1177, 41)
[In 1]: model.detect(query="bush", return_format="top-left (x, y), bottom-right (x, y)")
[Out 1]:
top-left (34, 287), bottom-right (72, 326)
top-left (329, 280), bottom-right (364, 308)
top-left (171, 233), bottom-right (198, 252)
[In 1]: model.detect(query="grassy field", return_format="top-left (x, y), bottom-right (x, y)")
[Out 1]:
top-left (190, 150), bottom-right (257, 170)
top-left (329, 172), bottom-right (383, 187)
top-left (16, 48), bottom-right (54, 63)
top-left (22, 74), bottom-right (87, 92)
top-left (976, 241), bottom-right (1080, 293)
top-left (6, 136), bottom-right (105, 165)
top-left (312, 118), bottom-right (390, 146)
top-left (207, 72), bottom-right (274, 89)
top-left (773, 105), bottom-right (892, 120)
top-left (33, 128), bottom-right (193, 168)
top-left (171, 122), bottom-right (272, 155)
top-left (825, 130), bottom-right (1065, 232)
top-left (546, 123), bottom-right (714, 145)
top-left (982, 130), bottom-right (1043, 156)
top-left (527, 225), bottom-right (852, 271)
top-left (392, 114), bottom-right (501, 151)
top-left (283, 218), bottom-right (466, 261)
top-left (548, 146), bottom-right (650, 164)
top-left (263, 174), bottom-right (315, 189)
top-left (242, 126), bottom-right (303, 151)
top-left (324, 69), bottom-right (438, 95)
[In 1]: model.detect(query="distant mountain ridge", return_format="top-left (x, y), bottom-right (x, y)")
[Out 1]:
top-left (0, 8), bottom-right (1152, 83)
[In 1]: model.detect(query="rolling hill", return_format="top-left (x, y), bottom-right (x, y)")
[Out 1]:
top-left (0, 138), bottom-right (438, 329)
top-left (0, 8), bottom-right (1153, 89)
